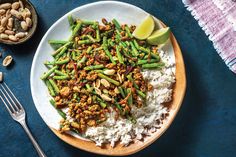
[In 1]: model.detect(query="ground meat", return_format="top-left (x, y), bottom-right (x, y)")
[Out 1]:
top-left (87, 120), bottom-right (96, 127)
top-left (86, 58), bottom-right (94, 66)
top-left (133, 73), bottom-right (143, 80)
top-left (86, 72), bottom-right (98, 81)
top-left (60, 87), bottom-right (70, 97)
top-left (80, 95), bottom-right (88, 103)
top-left (105, 63), bottom-right (115, 69)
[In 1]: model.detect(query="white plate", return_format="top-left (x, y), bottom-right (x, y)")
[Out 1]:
top-left (30, 1), bottom-right (175, 139)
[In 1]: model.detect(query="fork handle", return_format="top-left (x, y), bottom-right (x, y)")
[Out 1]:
top-left (19, 120), bottom-right (47, 157)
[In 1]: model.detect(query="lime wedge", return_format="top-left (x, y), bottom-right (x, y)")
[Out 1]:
top-left (147, 27), bottom-right (170, 45)
top-left (132, 15), bottom-right (155, 40)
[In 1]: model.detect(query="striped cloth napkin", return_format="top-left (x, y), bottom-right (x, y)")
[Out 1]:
top-left (182, 0), bottom-right (236, 73)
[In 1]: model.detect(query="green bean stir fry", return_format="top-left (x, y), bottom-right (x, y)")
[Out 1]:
top-left (41, 15), bottom-right (164, 133)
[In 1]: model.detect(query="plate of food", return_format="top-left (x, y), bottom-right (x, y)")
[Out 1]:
top-left (30, 1), bottom-right (186, 156)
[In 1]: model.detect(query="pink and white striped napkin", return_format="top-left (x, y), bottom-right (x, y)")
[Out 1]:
top-left (182, 0), bottom-right (236, 73)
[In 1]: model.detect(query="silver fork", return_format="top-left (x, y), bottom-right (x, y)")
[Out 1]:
top-left (0, 82), bottom-right (46, 157)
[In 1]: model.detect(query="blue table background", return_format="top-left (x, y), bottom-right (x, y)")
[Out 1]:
top-left (0, 0), bottom-right (235, 157)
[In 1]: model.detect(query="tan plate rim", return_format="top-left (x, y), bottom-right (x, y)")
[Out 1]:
top-left (49, 23), bottom-right (186, 156)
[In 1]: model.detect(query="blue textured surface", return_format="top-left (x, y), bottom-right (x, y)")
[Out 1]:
top-left (0, 0), bottom-right (236, 157)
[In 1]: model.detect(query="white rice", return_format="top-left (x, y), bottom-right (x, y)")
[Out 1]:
top-left (85, 49), bottom-right (176, 147)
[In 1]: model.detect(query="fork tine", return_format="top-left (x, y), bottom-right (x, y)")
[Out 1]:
top-left (0, 95), bottom-right (13, 114)
top-left (0, 84), bottom-right (20, 111)
top-left (0, 89), bottom-right (16, 113)
top-left (1, 83), bottom-right (22, 110)
top-left (3, 82), bottom-right (23, 109)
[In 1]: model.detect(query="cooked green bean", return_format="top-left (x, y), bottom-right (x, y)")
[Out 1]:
top-left (125, 41), bottom-right (130, 47)
top-left (73, 93), bottom-right (78, 100)
top-left (84, 65), bottom-right (104, 70)
top-left (120, 46), bottom-right (132, 58)
top-left (130, 41), bottom-right (138, 56)
top-left (136, 89), bottom-right (146, 99)
top-left (85, 84), bottom-right (92, 90)
top-left (99, 102), bottom-right (107, 108)
top-left (127, 88), bottom-right (133, 106)
top-left (94, 69), bottom-right (103, 73)
top-left (49, 99), bottom-right (66, 119)
top-left (115, 103), bottom-right (124, 115)
top-left (144, 53), bottom-right (159, 60)
top-left (103, 46), bottom-right (116, 64)
top-left (116, 45), bottom-right (124, 64)
top-left (77, 56), bottom-right (87, 66)
top-left (150, 53), bottom-right (160, 60)
top-left (49, 79), bottom-right (59, 95)
top-left (103, 36), bottom-right (107, 46)
top-left (126, 74), bottom-right (139, 89)
top-left (115, 30), bottom-right (122, 38)
top-left (112, 19), bottom-right (122, 31)
top-left (55, 47), bottom-right (68, 60)
top-left (54, 58), bottom-right (70, 65)
top-left (96, 96), bottom-right (103, 102)
top-left (95, 29), bottom-right (101, 42)
top-left (137, 59), bottom-right (159, 65)
top-left (48, 40), bottom-right (68, 50)
top-left (143, 55), bottom-right (148, 59)
top-left (45, 80), bottom-right (56, 96)
top-left (86, 35), bottom-right (96, 43)
top-left (81, 35), bottom-right (88, 40)
top-left (41, 66), bottom-right (58, 80)
top-left (120, 41), bottom-right (127, 48)
top-left (69, 21), bottom-right (82, 41)
top-left (133, 40), bottom-right (140, 49)
top-left (142, 63), bottom-right (165, 69)
top-left (125, 26), bottom-right (133, 38)
top-left (139, 46), bottom-right (149, 53)
top-left (48, 40), bottom-right (67, 44)
top-left (71, 51), bottom-right (77, 60)
top-left (123, 88), bottom-right (128, 96)
top-left (86, 46), bottom-right (92, 54)
top-left (93, 47), bottom-right (103, 52)
top-left (108, 39), bottom-right (115, 47)
top-left (100, 29), bottom-right (114, 38)
top-left (52, 42), bottom-right (72, 57)
top-left (68, 14), bottom-right (75, 29)
top-left (138, 46), bottom-right (160, 60)
top-left (78, 39), bottom-right (92, 45)
top-left (53, 75), bottom-right (69, 80)
top-left (118, 87), bottom-right (126, 98)
top-left (54, 70), bottom-right (68, 76)
top-left (98, 73), bottom-right (120, 86)
top-left (82, 20), bottom-right (98, 25)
